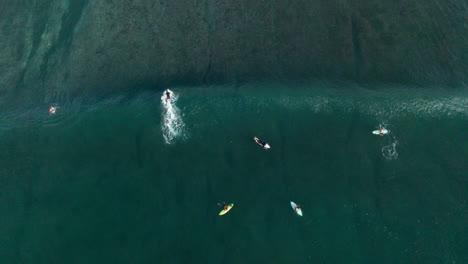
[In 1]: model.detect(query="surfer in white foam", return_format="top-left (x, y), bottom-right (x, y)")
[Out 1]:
top-left (254, 137), bottom-right (270, 149)
top-left (164, 89), bottom-right (173, 103)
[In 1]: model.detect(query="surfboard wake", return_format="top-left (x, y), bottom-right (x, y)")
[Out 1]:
top-left (376, 122), bottom-right (398, 160)
top-left (382, 140), bottom-right (398, 160)
top-left (161, 92), bottom-right (185, 144)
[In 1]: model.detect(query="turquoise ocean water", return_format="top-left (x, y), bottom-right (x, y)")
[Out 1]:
top-left (0, 82), bottom-right (466, 263)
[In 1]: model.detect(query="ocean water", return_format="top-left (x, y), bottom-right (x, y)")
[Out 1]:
top-left (1, 0), bottom-right (466, 100)
top-left (1, 0), bottom-right (467, 262)
top-left (0, 82), bottom-right (466, 263)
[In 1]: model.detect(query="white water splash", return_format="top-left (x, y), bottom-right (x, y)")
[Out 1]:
top-left (374, 122), bottom-right (399, 160)
top-left (376, 122), bottom-right (389, 133)
top-left (381, 125), bottom-right (398, 160)
top-left (382, 140), bottom-right (399, 160)
top-left (161, 92), bottom-right (186, 144)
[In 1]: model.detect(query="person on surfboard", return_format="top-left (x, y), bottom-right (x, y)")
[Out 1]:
top-left (373, 127), bottom-right (388, 136)
top-left (165, 89), bottom-right (172, 103)
top-left (254, 137), bottom-right (270, 149)
top-left (218, 202), bottom-right (229, 211)
top-left (294, 204), bottom-right (301, 214)
top-left (379, 128), bottom-right (385, 136)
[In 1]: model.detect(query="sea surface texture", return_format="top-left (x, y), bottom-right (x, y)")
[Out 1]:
top-left (1, 83), bottom-right (467, 263)
top-left (0, 1), bottom-right (467, 264)
top-left (0, 0), bottom-right (466, 101)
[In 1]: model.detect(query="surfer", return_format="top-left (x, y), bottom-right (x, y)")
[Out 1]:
top-left (294, 204), bottom-right (301, 214)
top-left (218, 202), bottom-right (228, 211)
top-left (254, 137), bottom-right (270, 149)
top-left (164, 89), bottom-right (173, 103)
top-left (290, 201), bottom-right (303, 216)
top-left (49, 106), bottom-right (57, 114)
top-left (379, 128), bottom-right (385, 136)
top-left (372, 127), bottom-right (388, 136)
top-left (217, 201), bottom-right (234, 215)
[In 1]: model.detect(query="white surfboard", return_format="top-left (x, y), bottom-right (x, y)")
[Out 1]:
top-left (254, 137), bottom-right (270, 149)
top-left (372, 129), bottom-right (388, 135)
top-left (290, 201), bottom-right (303, 216)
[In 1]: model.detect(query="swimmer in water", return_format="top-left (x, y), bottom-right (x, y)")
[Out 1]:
top-left (254, 137), bottom-right (270, 149)
top-left (49, 106), bottom-right (57, 114)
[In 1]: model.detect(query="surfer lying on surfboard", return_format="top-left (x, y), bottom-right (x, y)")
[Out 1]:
top-left (254, 137), bottom-right (270, 149)
top-left (379, 128), bottom-right (385, 136)
top-left (218, 202), bottom-right (229, 211)
top-left (295, 205), bottom-right (301, 214)
top-left (372, 127), bottom-right (388, 136)
top-left (218, 202), bottom-right (234, 215)
top-left (164, 89), bottom-right (173, 103)
top-left (290, 201), bottom-right (303, 216)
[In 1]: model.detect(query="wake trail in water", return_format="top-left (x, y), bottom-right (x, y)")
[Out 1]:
top-left (161, 92), bottom-right (186, 144)
top-left (382, 138), bottom-right (399, 160)
top-left (376, 122), bottom-right (399, 160)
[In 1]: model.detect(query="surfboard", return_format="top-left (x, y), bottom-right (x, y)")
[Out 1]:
top-left (254, 137), bottom-right (270, 149)
top-left (219, 203), bottom-right (234, 216)
top-left (372, 129), bottom-right (388, 135)
top-left (290, 201), bottom-right (303, 216)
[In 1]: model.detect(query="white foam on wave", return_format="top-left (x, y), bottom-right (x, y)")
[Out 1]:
top-left (161, 92), bottom-right (186, 144)
top-left (268, 88), bottom-right (467, 119)
top-left (361, 96), bottom-right (468, 119)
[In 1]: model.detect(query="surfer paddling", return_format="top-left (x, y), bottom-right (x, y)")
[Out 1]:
top-left (218, 202), bottom-right (229, 211)
top-left (295, 205), bottom-right (301, 214)
top-left (164, 89), bottom-right (173, 103)
top-left (372, 127), bottom-right (388, 136)
top-left (290, 201), bottom-right (303, 216)
top-left (254, 137), bottom-right (270, 149)
top-left (379, 128), bottom-right (385, 136)
top-left (218, 201), bottom-right (234, 215)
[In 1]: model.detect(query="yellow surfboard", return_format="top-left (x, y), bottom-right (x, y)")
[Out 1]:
top-left (219, 203), bottom-right (234, 215)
